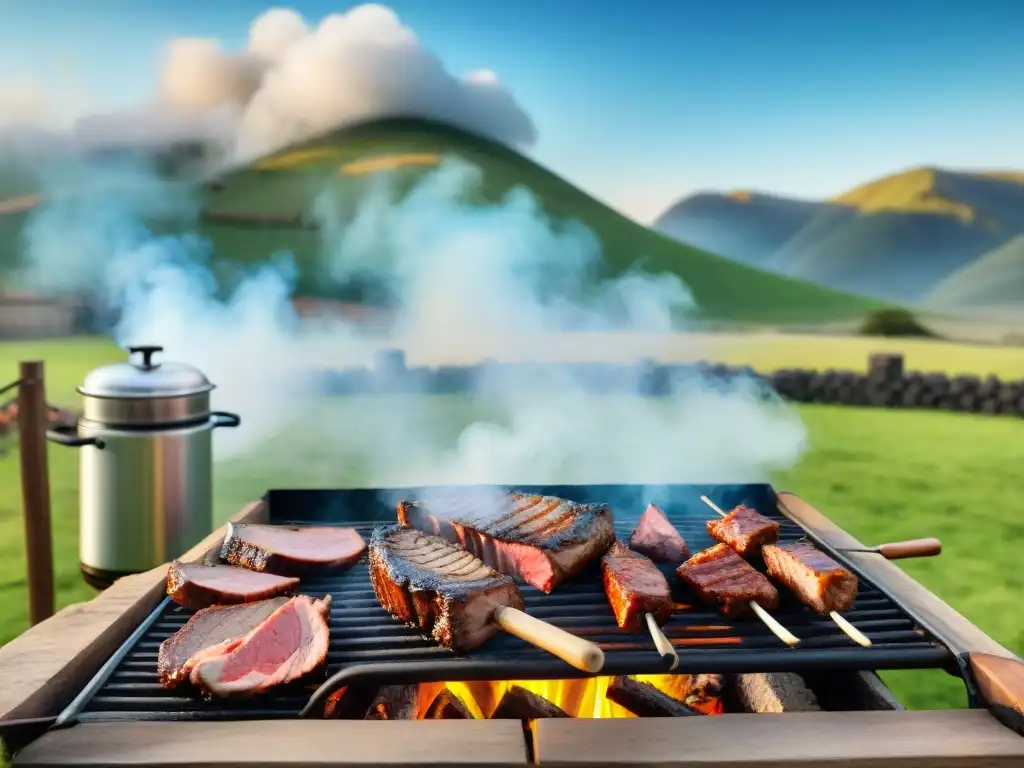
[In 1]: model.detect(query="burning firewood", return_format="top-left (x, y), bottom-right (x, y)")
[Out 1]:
top-left (606, 676), bottom-right (702, 717)
top-left (424, 689), bottom-right (475, 719)
top-left (364, 685), bottom-right (420, 720)
top-left (491, 685), bottom-right (570, 720)
top-left (323, 685), bottom-right (383, 719)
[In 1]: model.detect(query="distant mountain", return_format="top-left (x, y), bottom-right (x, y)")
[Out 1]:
top-left (653, 191), bottom-right (825, 269)
top-left (656, 167), bottom-right (1024, 303)
top-left (927, 234), bottom-right (1024, 310)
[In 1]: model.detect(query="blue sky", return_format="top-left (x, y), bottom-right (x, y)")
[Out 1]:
top-left (1, 0), bottom-right (1022, 221)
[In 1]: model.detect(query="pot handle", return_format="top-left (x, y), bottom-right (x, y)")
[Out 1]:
top-left (46, 425), bottom-right (105, 449)
top-left (210, 411), bottom-right (241, 429)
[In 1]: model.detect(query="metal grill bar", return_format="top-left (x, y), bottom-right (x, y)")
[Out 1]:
top-left (66, 484), bottom-right (953, 723)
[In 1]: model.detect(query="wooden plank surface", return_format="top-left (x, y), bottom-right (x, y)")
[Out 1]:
top-left (533, 710), bottom-right (1024, 767)
top-left (0, 500), bottom-right (268, 724)
top-left (13, 720), bottom-right (530, 767)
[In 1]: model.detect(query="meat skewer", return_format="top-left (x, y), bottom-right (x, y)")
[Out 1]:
top-left (628, 503), bottom-right (690, 564)
top-left (601, 541), bottom-right (679, 670)
top-left (701, 495), bottom-right (780, 557)
top-left (676, 543), bottom-right (799, 646)
top-left (369, 524), bottom-right (605, 673)
top-left (700, 499), bottom-right (868, 651)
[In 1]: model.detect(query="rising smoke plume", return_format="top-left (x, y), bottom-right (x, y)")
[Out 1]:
top-left (0, 4), bottom-right (536, 158)
top-left (18, 152), bottom-right (808, 489)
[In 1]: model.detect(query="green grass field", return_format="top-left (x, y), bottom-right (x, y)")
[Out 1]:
top-left (1, 336), bottom-right (1022, 713)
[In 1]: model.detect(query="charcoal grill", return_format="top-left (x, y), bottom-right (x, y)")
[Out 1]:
top-left (56, 483), bottom-right (956, 725)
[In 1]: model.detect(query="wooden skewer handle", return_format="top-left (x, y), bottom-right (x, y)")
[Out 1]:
top-left (494, 606), bottom-right (605, 674)
top-left (645, 613), bottom-right (679, 671)
top-left (876, 538), bottom-right (942, 559)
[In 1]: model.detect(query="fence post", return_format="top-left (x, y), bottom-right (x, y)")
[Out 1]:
top-left (18, 360), bottom-right (55, 625)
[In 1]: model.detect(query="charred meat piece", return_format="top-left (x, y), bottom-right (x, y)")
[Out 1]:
top-left (397, 491), bottom-right (615, 593)
top-left (191, 595), bottom-right (331, 697)
top-left (166, 560), bottom-right (300, 610)
top-left (676, 543), bottom-right (779, 618)
top-left (601, 541), bottom-right (674, 632)
top-left (368, 524), bottom-right (525, 653)
top-left (762, 541), bottom-right (858, 613)
top-left (628, 503), bottom-right (690, 564)
top-left (157, 597), bottom-right (291, 688)
top-left (706, 505), bottom-right (780, 557)
top-left (220, 523), bottom-right (367, 577)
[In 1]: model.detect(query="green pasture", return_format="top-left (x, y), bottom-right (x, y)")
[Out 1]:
top-left (0, 335), bottom-right (1022, 713)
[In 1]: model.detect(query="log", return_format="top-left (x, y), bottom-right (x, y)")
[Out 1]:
top-left (605, 676), bottom-right (700, 717)
top-left (491, 686), bottom-right (569, 720)
top-left (364, 685), bottom-right (419, 720)
top-left (323, 685), bottom-right (382, 719)
top-left (424, 689), bottom-right (475, 720)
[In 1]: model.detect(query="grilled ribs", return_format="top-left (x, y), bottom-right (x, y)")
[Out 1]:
top-left (166, 560), bottom-right (300, 610)
top-left (762, 541), bottom-right (858, 614)
top-left (157, 597), bottom-right (291, 688)
top-left (676, 543), bottom-right (779, 618)
top-left (191, 595), bottom-right (332, 697)
top-left (397, 491), bottom-right (615, 593)
top-left (628, 503), bottom-right (690, 564)
top-left (220, 522), bottom-right (367, 577)
top-left (601, 541), bottom-right (674, 632)
top-left (368, 524), bottom-right (525, 653)
top-left (706, 505), bottom-right (780, 557)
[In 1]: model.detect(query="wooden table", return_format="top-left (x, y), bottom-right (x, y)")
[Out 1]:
top-left (2, 493), bottom-right (1022, 768)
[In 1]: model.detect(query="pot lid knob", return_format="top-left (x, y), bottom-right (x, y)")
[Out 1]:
top-left (128, 345), bottom-right (164, 370)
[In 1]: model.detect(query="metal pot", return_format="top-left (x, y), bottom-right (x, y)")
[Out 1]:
top-left (47, 345), bottom-right (241, 590)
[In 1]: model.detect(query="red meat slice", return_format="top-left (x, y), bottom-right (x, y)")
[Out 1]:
top-left (191, 595), bottom-right (331, 697)
top-left (628, 504), bottom-right (690, 564)
top-left (220, 523), bottom-right (367, 576)
top-left (166, 561), bottom-right (300, 610)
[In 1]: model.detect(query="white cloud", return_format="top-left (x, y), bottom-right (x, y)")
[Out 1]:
top-left (0, 4), bottom-right (536, 157)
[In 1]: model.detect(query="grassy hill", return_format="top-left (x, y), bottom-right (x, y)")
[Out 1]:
top-left (656, 167), bottom-right (1024, 304)
top-left (653, 191), bottom-right (824, 269)
top-left (926, 234), bottom-right (1024, 309)
top-left (186, 118), bottom-right (881, 323)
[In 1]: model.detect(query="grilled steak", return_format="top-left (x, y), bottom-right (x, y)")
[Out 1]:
top-left (368, 524), bottom-right (525, 653)
top-left (676, 543), bottom-right (779, 618)
top-left (762, 541), bottom-right (858, 614)
top-left (706, 505), bottom-right (780, 557)
top-left (157, 597), bottom-right (291, 688)
top-left (601, 541), bottom-right (674, 632)
top-left (397, 491), bottom-right (615, 593)
top-left (628, 503), bottom-right (690, 564)
top-left (220, 523), bottom-right (367, 577)
top-left (191, 595), bottom-right (331, 697)
top-left (166, 560), bottom-right (300, 610)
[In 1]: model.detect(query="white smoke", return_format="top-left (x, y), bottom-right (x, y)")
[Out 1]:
top-left (0, 5), bottom-right (536, 157)
top-left (18, 155), bottom-right (808, 488)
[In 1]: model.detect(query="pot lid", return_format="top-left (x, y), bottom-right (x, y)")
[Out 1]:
top-left (78, 345), bottom-right (215, 399)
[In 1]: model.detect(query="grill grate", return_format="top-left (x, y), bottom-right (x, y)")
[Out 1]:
top-left (68, 484), bottom-right (953, 723)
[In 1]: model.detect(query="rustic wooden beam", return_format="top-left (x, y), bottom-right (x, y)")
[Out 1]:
top-left (17, 361), bottom-right (54, 625)
top-left (532, 710), bottom-right (1024, 767)
top-left (0, 500), bottom-right (268, 725)
top-left (13, 720), bottom-right (530, 767)
top-left (776, 492), bottom-right (1024, 735)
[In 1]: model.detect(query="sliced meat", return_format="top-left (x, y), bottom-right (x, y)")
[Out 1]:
top-left (397, 491), bottom-right (615, 593)
top-left (368, 524), bottom-right (525, 653)
top-left (191, 595), bottom-right (331, 697)
top-left (762, 541), bottom-right (859, 614)
top-left (706, 505), bottom-right (780, 557)
top-left (157, 597), bottom-right (291, 688)
top-left (628, 503), bottom-right (690, 564)
top-left (601, 541), bottom-right (674, 632)
top-left (676, 543), bottom-right (779, 618)
top-left (166, 560), bottom-right (300, 610)
top-left (220, 523), bottom-right (367, 577)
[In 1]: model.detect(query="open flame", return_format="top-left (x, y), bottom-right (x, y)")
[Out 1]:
top-left (407, 674), bottom-right (725, 719)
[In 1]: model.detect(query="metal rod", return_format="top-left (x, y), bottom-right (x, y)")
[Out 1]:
top-left (0, 376), bottom-right (23, 397)
top-left (18, 360), bottom-right (54, 625)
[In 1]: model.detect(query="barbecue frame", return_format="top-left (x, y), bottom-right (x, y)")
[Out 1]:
top-left (1, 490), bottom-right (1022, 768)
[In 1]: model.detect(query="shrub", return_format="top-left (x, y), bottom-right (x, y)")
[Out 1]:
top-left (858, 308), bottom-right (937, 338)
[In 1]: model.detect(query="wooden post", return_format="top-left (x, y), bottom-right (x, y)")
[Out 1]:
top-left (18, 360), bottom-right (55, 625)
